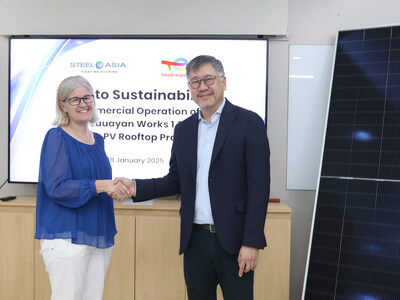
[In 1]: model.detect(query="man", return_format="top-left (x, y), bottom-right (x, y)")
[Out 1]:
top-left (113, 55), bottom-right (270, 300)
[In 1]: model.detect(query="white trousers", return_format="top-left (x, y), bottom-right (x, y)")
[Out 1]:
top-left (40, 239), bottom-right (113, 300)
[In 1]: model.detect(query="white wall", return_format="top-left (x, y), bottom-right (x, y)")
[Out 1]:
top-left (289, 0), bottom-right (400, 45)
top-left (0, 0), bottom-right (288, 35)
top-left (1, 1), bottom-right (400, 300)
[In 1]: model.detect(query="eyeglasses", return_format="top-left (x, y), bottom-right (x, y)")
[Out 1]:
top-left (66, 95), bottom-right (94, 106)
top-left (188, 75), bottom-right (223, 89)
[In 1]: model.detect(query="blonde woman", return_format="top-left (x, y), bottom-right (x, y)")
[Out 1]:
top-left (35, 75), bottom-right (129, 300)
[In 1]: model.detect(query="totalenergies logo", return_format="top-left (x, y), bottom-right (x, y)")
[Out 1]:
top-left (161, 58), bottom-right (187, 71)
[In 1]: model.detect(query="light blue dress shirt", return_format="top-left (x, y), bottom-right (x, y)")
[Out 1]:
top-left (194, 99), bottom-right (226, 225)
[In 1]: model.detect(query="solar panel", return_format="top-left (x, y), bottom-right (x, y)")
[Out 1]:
top-left (303, 25), bottom-right (400, 300)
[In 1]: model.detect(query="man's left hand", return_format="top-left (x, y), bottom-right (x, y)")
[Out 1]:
top-left (238, 245), bottom-right (259, 277)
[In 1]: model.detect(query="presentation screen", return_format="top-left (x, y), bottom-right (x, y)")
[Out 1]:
top-left (9, 36), bottom-right (268, 183)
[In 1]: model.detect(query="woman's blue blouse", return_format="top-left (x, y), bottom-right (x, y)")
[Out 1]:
top-left (35, 127), bottom-right (116, 248)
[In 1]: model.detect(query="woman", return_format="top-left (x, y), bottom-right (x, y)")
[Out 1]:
top-left (35, 75), bottom-right (129, 300)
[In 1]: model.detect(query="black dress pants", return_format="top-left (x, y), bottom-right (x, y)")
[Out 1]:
top-left (183, 226), bottom-right (254, 300)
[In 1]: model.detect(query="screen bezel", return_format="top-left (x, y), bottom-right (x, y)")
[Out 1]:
top-left (8, 34), bottom-right (269, 184)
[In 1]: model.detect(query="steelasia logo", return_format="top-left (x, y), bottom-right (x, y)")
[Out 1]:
top-left (161, 58), bottom-right (187, 78)
top-left (70, 61), bottom-right (127, 74)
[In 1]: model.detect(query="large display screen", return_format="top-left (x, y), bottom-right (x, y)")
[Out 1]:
top-left (9, 36), bottom-right (268, 183)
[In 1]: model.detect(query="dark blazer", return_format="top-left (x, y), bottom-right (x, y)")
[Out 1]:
top-left (134, 99), bottom-right (270, 255)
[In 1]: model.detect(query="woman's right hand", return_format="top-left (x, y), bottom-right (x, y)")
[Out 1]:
top-left (95, 180), bottom-right (131, 200)
top-left (110, 178), bottom-right (136, 202)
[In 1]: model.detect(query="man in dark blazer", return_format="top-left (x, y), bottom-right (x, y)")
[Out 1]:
top-left (113, 55), bottom-right (270, 300)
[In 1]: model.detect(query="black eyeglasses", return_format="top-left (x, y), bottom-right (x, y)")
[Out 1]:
top-left (65, 95), bottom-right (94, 106)
top-left (188, 75), bottom-right (223, 89)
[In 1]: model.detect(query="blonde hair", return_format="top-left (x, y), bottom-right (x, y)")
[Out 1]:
top-left (53, 75), bottom-right (100, 126)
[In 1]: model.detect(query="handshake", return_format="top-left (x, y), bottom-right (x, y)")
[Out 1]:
top-left (103, 177), bottom-right (136, 202)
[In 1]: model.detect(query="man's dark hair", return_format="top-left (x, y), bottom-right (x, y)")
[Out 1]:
top-left (186, 55), bottom-right (225, 77)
